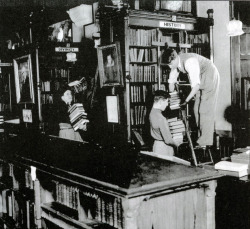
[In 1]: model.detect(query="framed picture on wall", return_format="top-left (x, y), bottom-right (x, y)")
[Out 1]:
top-left (97, 42), bottom-right (123, 87)
top-left (13, 54), bottom-right (35, 104)
top-left (22, 109), bottom-right (33, 123)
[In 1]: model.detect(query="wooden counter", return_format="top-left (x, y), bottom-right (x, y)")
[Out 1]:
top-left (0, 134), bottom-right (222, 229)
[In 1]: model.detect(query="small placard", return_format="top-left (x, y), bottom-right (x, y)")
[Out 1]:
top-left (23, 109), bottom-right (32, 123)
top-left (0, 63), bottom-right (12, 66)
top-left (159, 21), bottom-right (185, 29)
top-left (106, 96), bottom-right (119, 123)
top-left (55, 47), bottom-right (79, 52)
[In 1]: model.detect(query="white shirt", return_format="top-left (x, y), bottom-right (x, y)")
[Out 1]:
top-left (168, 56), bottom-right (200, 88)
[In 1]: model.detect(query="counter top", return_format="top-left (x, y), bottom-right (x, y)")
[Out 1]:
top-left (1, 134), bottom-right (222, 197)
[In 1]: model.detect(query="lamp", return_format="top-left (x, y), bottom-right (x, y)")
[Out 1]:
top-left (163, 1), bottom-right (183, 11)
top-left (67, 4), bottom-right (93, 27)
top-left (66, 52), bottom-right (77, 62)
top-left (227, 19), bottom-right (244, 37)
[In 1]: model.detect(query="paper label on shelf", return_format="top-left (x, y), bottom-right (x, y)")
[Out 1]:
top-left (159, 21), bottom-right (185, 29)
top-left (55, 47), bottom-right (79, 52)
top-left (0, 63), bottom-right (12, 66)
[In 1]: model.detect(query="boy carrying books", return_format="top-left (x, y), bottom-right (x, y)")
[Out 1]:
top-left (55, 85), bottom-right (88, 142)
top-left (149, 90), bottom-right (180, 156)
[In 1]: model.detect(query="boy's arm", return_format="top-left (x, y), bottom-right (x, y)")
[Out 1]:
top-left (168, 68), bottom-right (179, 92)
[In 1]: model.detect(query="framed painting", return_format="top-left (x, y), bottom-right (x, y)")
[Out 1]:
top-left (13, 54), bottom-right (35, 104)
top-left (22, 109), bottom-right (33, 123)
top-left (97, 42), bottom-right (123, 87)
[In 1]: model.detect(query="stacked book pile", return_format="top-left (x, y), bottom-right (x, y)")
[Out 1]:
top-left (68, 103), bottom-right (89, 131)
top-left (168, 117), bottom-right (185, 145)
top-left (215, 161), bottom-right (248, 177)
top-left (169, 91), bottom-right (181, 110)
top-left (231, 147), bottom-right (250, 170)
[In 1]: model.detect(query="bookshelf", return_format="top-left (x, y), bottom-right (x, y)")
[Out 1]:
top-left (123, 10), bottom-right (212, 142)
top-left (0, 134), bottom-right (220, 229)
top-left (35, 43), bottom-right (87, 133)
top-left (0, 160), bottom-right (36, 229)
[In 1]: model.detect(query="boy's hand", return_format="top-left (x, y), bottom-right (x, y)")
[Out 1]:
top-left (78, 123), bottom-right (87, 131)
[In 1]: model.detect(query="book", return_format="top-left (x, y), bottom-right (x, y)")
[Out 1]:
top-left (233, 147), bottom-right (250, 154)
top-left (167, 117), bottom-right (178, 123)
top-left (140, 151), bottom-right (191, 166)
top-left (68, 103), bottom-right (89, 131)
top-left (215, 161), bottom-right (248, 172)
top-left (169, 120), bottom-right (185, 126)
top-left (170, 127), bottom-right (185, 134)
top-left (217, 169), bottom-right (248, 178)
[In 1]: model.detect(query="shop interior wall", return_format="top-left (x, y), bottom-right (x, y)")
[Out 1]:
top-left (197, 1), bottom-right (232, 133)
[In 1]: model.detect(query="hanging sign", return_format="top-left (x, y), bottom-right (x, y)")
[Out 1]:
top-left (0, 63), bottom-right (12, 66)
top-left (159, 21), bottom-right (186, 29)
top-left (55, 47), bottom-right (79, 52)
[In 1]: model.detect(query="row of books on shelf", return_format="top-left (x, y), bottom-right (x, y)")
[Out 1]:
top-left (169, 91), bottom-right (181, 110)
top-left (45, 68), bottom-right (70, 79)
top-left (168, 117), bottom-right (185, 145)
top-left (24, 170), bottom-right (34, 190)
top-left (153, 30), bottom-right (209, 45)
top-left (68, 103), bottom-right (89, 131)
top-left (128, 27), bottom-right (208, 46)
top-left (129, 48), bottom-right (157, 62)
top-left (190, 47), bottom-right (205, 56)
top-left (129, 64), bottom-right (157, 82)
top-left (241, 78), bottom-right (250, 110)
top-left (54, 181), bottom-right (79, 210)
top-left (8, 163), bottom-right (19, 190)
top-left (41, 81), bottom-right (51, 92)
top-left (96, 195), bottom-right (123, 228)
top-left (161, 69), bottom-right (169, 83)
top-left (0, 189), bottom-right (17, 220)
top-left (41, 81), bottom-right (65, 92)
top-left (1, 162), bottom-right (33, 193)
top-left (129, 28), bottom-right (157, 46)
top-left (41, 94), bottom-right (53, 104)
top-left (130, 105), bottom-right (147, 126)
top-left (130, 85), bottom-right (156, 103)
top-left (0, 103), bottom-right (10, 112)
top-left (0, 188), bottom-right (35, 228)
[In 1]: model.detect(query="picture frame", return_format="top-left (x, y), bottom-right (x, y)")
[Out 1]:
top-left (22, 109), bottom-right (33, 123)
top-left (97, 42), bottom-right (123, 88)
top-left (13, 54), bottom-right (35, 104)
top-left (106, 95), bottom-right (120, 123)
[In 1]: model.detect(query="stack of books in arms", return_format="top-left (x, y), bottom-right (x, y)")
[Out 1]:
top-left (215, 161), bottom-right (248, 177)
top-left (68, 103), bottom-right (89, 131)
top-left (169, 91), bottom-right (181, 110)
top-left (231, 147), bottom-right (250, 171)
top-left (168, 117), bottom-right (185, 145)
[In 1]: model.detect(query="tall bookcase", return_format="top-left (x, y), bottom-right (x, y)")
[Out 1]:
top-left (124, 10), bottom-right (213, 142)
